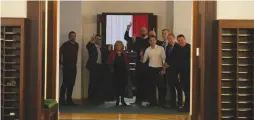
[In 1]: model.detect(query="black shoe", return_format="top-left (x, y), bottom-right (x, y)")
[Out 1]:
top-left (66, 98), bottom-right (76, 106)
top-left (130, 101), bottom-right (142, 106)
top-left (146, 103), bottom-right (158, 108)
top-left (59, 96), bottom-right (66, 105)
top-left (121, 101), bottom-right (128, 106)
top-left (116, 101), bottom-right (120, 107)
top-left (178, 106), bottom-right (189, 112)
top-left (116, 97), bottom-right (120, 107)
top-left (120, 96), bottom-right (127, 106)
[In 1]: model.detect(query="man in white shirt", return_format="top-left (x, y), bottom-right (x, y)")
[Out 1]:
top-left (141, 36), bottom-right (166, 107)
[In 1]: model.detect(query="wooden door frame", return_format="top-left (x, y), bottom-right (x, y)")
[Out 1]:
top-left (42, 1), bottom-right (218, 120)
top-left (197, 1), bottom-right (218, 120)
top-left (191, 1), bottom-right (199, 120)
top-left (45, 0), bottom-right (58, 100)
top-left (25, 1), bottom-right (44, 120)
top-left (192, 1), bottom-right (218, 120)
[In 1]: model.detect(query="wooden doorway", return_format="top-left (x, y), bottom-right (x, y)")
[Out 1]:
top-left (46, 1), bottom-right (217, 120)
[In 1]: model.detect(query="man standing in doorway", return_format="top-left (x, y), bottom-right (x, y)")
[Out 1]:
top-left (176, 34), bottom-right (191, 112)
top-left (124, 23), bottom-right (150, 105)
top-left (59, 31), bottom-right (79, 105)
top-left (86, 34), bottom-right (105, 105)
top-left (140, 36), bottom-right (166, 107)
top-left (164, 33), bottom-right (181, 108)
top-left (160, 29), bottom-right (170, 49)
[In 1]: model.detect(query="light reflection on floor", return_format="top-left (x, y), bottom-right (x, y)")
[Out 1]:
top-left (59, 113), bottom-right (190, 120)
top-left (60, 97), bottom-right (190, 120)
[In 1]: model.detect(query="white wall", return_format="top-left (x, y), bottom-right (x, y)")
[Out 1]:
top-left (0, 1), bottom-right (27, 18)
top-left (173, 1), bottom-right (193, 114)
top-left (173, 1), bottom-right (193, 44)
top-left (217, 1), bottom-right (254, 20)
top-left (59, 1), bottom-right (82, 99)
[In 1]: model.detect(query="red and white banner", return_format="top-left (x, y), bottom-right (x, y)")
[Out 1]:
top-left (106, 15), bottom-right (149, 46)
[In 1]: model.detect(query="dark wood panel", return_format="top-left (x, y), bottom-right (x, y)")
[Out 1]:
top-left (46, 1), bottom-right (54, 99)
top-left (191, 1), bottom-right (199, 120)
top-left (25, 1), bottom-right (43, 120)
top-left (217, 20), bottom-right (254, 120)
top-left (198, 1), bottom-right (218, 120)
top-left (47, 1), bottom-right (58, 100)
top-left (219, 20), bottom-right (254, 28)
top-left (1, 18), bottom-right (26, 120)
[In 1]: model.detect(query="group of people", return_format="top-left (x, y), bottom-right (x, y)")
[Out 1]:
top-left (59, 23), bottom-right (190, 112)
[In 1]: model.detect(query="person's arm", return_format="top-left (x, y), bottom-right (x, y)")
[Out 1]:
top-left (124, 23), bottom-right (136, 44)
top-left (124, 30), bottom-right (132, 41)
top-left (160, 47), bottom-right (166, 74)
top-left (76, 42), bottom-right (79, 51)
top-left (141, 48), bottom-right (149, 63)
top-left (107, 51), bottom-right (115, 73)
top-left (161, 47), bottom-right (166, 65)
top-left (165, 46), bottom-right (169, 66)
top-left (59, 43), bottom-right (64, 65)
top-left (86, 41), bottom-right (94, 51)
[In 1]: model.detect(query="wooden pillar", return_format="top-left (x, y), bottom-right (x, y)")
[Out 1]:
top-left (198, 1), bottom-right (218, 120)
top-left (25, 1), bottom-right (44, 120)
top-left (191, 1), bottom-right (199, 120)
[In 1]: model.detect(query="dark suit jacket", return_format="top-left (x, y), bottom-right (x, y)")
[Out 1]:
top-left (124, 31), bottom-right (150, 60)
top-left (156, 40), bottom-right (164, 46)
top-left (86, 42), bottom-right (105, 71)
top-left (165, 43), bottom-right (181, 69)
top-left (178, 43), bottom-right (191, 70)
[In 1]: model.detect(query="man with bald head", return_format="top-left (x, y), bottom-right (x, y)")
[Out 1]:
top-left (124, 23), bottom-right (150, 105)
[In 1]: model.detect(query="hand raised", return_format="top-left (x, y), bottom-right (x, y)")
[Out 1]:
top-left (127, 22), bottom-right (132, 30)
top-left (90, 34), bottom-right (96, 43)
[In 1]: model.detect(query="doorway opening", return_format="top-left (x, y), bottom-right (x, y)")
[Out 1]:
top-left (53, 1), bottom-right (199, 119)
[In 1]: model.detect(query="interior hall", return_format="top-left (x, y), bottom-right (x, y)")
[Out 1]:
top-left (1, 1), bottom-right (254, 120)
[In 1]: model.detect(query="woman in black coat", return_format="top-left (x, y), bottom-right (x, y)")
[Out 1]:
top-left (107, 41), bottom-right (129, 106)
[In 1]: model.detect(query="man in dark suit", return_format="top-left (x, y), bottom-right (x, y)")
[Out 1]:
top-left (164, 33), bottom-right (181, 108)
top-left (124, 23), bottom-right (150, 105)
top-left (159, 29), bottom-right (170, 49)
top-left (59, 31), bottom-right (79, 105)
top-left (176, 34), bottom-right (191, 112)
top-left (86, 34), bottom-right (105, 104)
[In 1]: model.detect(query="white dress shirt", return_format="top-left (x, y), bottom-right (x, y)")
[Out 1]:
top-left (95, 44), bottom-right (102, 64)
top-left (141, 45), bottom-right (166, 68)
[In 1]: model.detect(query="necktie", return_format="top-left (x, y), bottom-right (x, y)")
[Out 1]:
top-left (163, 42), bottom-right (167, 49)
top-left (168, 45), bottom-right (173, 56)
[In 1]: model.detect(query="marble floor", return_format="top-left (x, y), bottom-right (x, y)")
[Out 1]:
top-left (59, 97), bottom-right (190, 120)
top-left (59, 113), bottom-right (191, 120)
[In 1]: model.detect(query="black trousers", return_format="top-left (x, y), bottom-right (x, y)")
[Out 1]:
top-left (88, 63), bottom-right (105, 103)
top-left (60, 66), bottom-right (77, 100)
top-left (176, 68), bottom-right (190, 108)
top-left (166, 67), bottom-right (179, 107)
top-left (113, 72), bottom-right (128, 98)
top-left (103, 65), bottom-right (115, 101)
top-left (135, 61), bottom-right (148, 102)
top-left (147, 67), bottom-right (166, 105)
